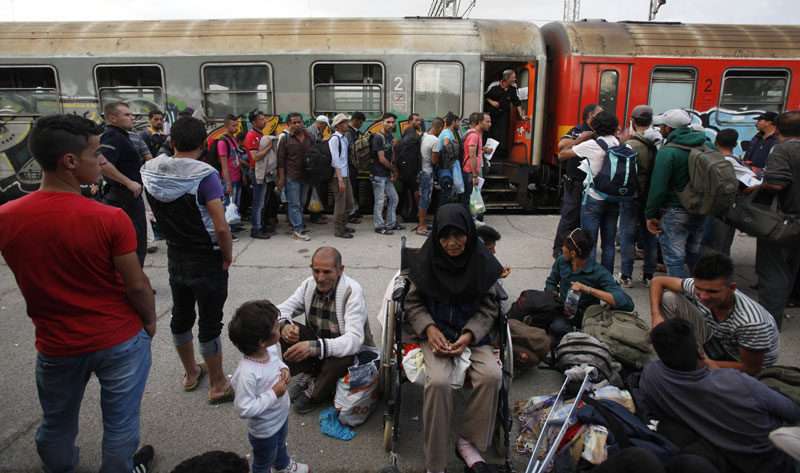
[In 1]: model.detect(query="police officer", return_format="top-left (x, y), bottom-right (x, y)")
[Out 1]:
top-left (100, 101), bottom-right (148, 266)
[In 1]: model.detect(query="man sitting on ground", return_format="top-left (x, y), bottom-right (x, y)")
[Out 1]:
top-left (649, 252), bottom-right (779, 375)
top-left (641, 319), bottom-right (799, 473)
top-left (278, 247), bottom-right (374, 413)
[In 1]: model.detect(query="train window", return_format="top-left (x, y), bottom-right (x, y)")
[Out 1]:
top-left (0, 66), bottom-right (59, 116)
top-left (202, 63), bottom-right (273, 118)
top-left (649, 68), bottom-right (696, 115)
top-left (598, 70), bottom-right (619, 116)
top-left (95, 65), bottom-right (164, 116)
top-left (312, 62), bottom-right (383, 118)
top-left (413, 62), bottom-right (463, 119)
top-left (720, 69), bottom-right (788, 115)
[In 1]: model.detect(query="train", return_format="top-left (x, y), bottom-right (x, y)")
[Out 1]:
top-left (0, 18), bottom-right (798, 211)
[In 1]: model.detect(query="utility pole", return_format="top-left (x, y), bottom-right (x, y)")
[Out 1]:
top-left (427, 0), bottom-right (476, 18)
top-left (563, 0), bottom-right (580, 22)
top-left (649, 0), bottom-right (667, 21)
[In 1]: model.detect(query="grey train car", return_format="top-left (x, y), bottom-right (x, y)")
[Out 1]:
top-left (0, 17), bottom-right (547, 209)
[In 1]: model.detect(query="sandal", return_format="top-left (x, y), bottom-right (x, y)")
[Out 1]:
top-left (183, 362), bottom-right (207, 392)
top-left (348, 216), bottom-right (362, 224)
top-left (414, 229), bottom-right (431, 237)
top-left (208, 385), bottom-right (235, 405)
top-left (335, 232), bottom-right (354, 239)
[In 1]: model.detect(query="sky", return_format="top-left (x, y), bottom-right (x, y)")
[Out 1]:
top-left (0, 0), bottom-right (796, 25)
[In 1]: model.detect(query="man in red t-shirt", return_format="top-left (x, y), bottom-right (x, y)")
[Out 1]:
top-left (245, 110), bottom-right (273, 239)
top-left (0, 115), bottom-right (157, 473)
top-left (461, 112), bottom-right (493, 221)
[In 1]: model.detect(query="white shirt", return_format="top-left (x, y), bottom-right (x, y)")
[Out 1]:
top-left (329, 131), bottom-right (349, 178)
top-left (420, 132), bottom-right (441, 173)
top-left (231, 345), bottom-right (290, 438)
top-left (573, 135), bottom-right (619, 201)
top-left (724, 153), bottom-right (761, 186)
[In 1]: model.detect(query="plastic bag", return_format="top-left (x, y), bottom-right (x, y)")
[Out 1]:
top-left (225, 202), bottom-right (241, 225)
top-left (334, 347), bottom-right (380, 427)
top-left (402, 348), bottom-right (427, 386)
top-left (452, 161), bottom-right (465, 195)
top-left (308, 187), bottom-right (324, 213)
top-left (469, 187), bottom-right (485, 215)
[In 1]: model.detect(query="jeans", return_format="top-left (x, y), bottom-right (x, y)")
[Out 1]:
top-left (418, 171), bottom-right (434, 211)
top-left (248, 420), bottom-right (290, 473)
top-left (438, 175), bottom-right (454, 209)
top-left (220, 178), bottom-right (241, 208)
top-left (659, 207), bottom-right (704, 278)
top-left (251, 182), bottom-right (268, 231)
top-left (580, 195), bottom-right (620, 274)
top-left (619, 200), bottom-right (658, 278)
top-left (285, 178), bottom-right (310, 233)
top-left (168, 258), bottom-right (228, 355)
top-left (553, 175), bottom-right (584, 257)
top-left (35, 329), bottom-right (152, 473)
top-left (371, 175), bottom-right (398, 230)
top-left (461, 169), bottom-right (483, 220)
top-left (701, 215), bottom-right (736, 256)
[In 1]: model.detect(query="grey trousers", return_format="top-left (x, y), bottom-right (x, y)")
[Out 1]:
top-left (756, 238), bottom-right (800, 329)
top-left (420, 341), bottom-right (502, 472)
top-left (659, 290), bottom-right (712, 346)
top-left (332, 176), bottom-right (354, 235)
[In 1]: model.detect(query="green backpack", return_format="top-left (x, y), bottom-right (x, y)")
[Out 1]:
top-left (581, 305), bottom-right (652, 370)
top-left (666, 142), bottom-right (738, 217)
top-left (756, 366), bottom-right (800, 406)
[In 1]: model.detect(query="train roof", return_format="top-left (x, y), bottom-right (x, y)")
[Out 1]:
top-left (0, 18), bottom-right (543, 60)
top-left (542, 20), bottom-right (800, 59)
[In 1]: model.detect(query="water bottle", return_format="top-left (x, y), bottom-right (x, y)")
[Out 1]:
top-left (564, 288), bottom-right (580, 319)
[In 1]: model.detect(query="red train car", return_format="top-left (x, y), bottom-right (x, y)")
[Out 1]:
top-left (541, 20), bottom-right (800, 184)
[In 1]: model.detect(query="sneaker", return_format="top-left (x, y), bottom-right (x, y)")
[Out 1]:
top-left (289, 373), bottom-right (313, 402)
top-left (375, 227), bottom-right (394, 235)
top-left (391, 224), bottom-right (406, 231)
top-left (132, 445), bottom-right (155, 473)
top-left (292, 231), bottom-right (311, 241)
top-left (293, 378), bottom-right (319, 414)
top-left (147, 246), bottom-right (158, 254)
top-left (231, 234), bottom-right (239, 242)
top-left (474, 219), bottom-right (486, 227)
top-left (273, 458), bottom-right (309, 473)
top-left (642, 275), bottom-right (652, 288)
top-left (345, 227), bottom-right (356, 233)
top-left (261, 225), bottom-right (277, 234)
top-left (300, 227), bottom-right (313, 235)
top-left (614, 273), bottom-right (633, 288)
top-left (251, 230), bottom-right (270, 240)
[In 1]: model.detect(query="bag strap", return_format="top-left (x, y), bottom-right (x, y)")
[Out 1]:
top-left (582, 397), bottom-right (634, 449)
top-left (664, 142), bottom-right (692, 151)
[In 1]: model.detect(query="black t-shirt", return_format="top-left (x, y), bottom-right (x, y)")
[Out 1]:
top-left (100, 125), bottom-right (142, 184)
top-left (371, 132), bottom-right (394, 178)
top-left (484, 84), bottom-right (521, 117)
top-left (562, 122), bottom-right (592, 179)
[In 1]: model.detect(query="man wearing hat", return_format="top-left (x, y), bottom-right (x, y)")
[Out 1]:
top-left (329, 113), bottom-right (355, 238)
top-left (307, 115), bottom-right (331, 225)
top-left (743, 111), bottom-right (778, 169)
top-left (645, 109), bottom-right (711, 278)
top-left (616, 105), bottom-right (662, 288)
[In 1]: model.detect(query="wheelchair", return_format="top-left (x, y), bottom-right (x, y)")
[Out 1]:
top-left (379, 237), bottom-right (515, 472)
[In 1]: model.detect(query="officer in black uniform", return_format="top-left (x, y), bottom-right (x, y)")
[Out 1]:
top-left (100, 101), bottom-right (147, 266)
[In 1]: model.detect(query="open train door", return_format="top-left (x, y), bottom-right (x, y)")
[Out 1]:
top-left (507, 62), bottom-right (536, 165)
top-left (578, 63), bottom-right (631, 126)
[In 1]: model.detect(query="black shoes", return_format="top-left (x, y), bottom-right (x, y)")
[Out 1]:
top-left (132, 445), bottom-right (155, 473)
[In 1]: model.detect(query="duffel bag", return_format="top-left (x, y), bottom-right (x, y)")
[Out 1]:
top-left (581, 305), bottom-right (651, 370)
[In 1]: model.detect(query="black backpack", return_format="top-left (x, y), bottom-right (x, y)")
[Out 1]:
top-left (439, 130), bottom-right (471, 170)
top-left (304, 136), bottom-right (339, 182)
top-left (397, 131), bottom-right (422, 181)
top-left (506, 289), bottom-right (563, 329)
top-left (203, 134), bottom-right (235, 172)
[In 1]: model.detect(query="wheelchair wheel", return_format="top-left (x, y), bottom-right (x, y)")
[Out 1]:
top-left (383, 416), bottom-right (394, 451)
top-left (493, 417), bottom-right (507, 456)
top-left (380, 300), bottom-right (397, 397)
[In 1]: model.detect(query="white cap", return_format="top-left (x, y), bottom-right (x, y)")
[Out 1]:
top-left (330, 113), bottom-right (350, 128)
top-left (315, 115), bottom-right (330, 127)
top-left (653, 109), bottom-right (692, 129)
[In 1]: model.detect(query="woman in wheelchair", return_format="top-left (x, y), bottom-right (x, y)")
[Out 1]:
top-left (404, 204), bottom-right (504, 473)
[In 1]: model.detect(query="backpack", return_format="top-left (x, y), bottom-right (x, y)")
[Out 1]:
top-left (581, 305), bottom-right (651, 370)
top-left (506, 289), bottom-right (563, 329)
top-left (756, 365), bottom-right (800, 406)
top-left (508, 319), bottom-right (550, 376)
top-left (666, 142), bottom-right (738, 216)
top-left (203, 134), bottom-right (235, 172)
top-left (720, 188), bottom-right (800, 246)
top-left (397, 131), bottom-right (423, 181)
top-left (349, 131), bottom-right (375, 171)
top-left (555, 332), bottom-right (623, 386)
top-left (586, 138), bottom-right (638, 202)
top-left (438, 134), bottom-right (462, 170)
top-left (304, 136), bottom-right (339, 182)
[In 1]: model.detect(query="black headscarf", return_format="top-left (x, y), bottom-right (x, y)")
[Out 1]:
top-left (409, 204), bottom-right (504, 305)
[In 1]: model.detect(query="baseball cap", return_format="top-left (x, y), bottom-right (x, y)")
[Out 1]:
top-left (631, 105), bottom-right (653, 119)
top-left (754, 111), bottom-right (777, 122)
top-left (315, 115), bottom-right (330, 127)
top-left (330, 113), bottom-right (350, 128)
top-left (653, 109), bottom-right (692, 129)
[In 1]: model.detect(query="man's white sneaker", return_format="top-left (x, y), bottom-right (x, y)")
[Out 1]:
top-left (272, 458), bottom-right (309, 473)
top-left (292, 231), bottom-right (311, 241)
top-left (614, 272), bottom-right (633, 288)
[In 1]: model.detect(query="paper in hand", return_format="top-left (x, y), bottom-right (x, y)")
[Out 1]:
top-left (484, 138), bottom-right (500, 160)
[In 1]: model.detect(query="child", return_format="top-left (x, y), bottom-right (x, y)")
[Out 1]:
top-left (477, 225), bottom-right (511, 279)
top-left (229, 300), bottom-right (309, 473)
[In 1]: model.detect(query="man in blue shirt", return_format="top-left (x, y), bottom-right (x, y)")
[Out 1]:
top-left (545, 227), bottom-right (634, 346)
top-left (744, 111), bottom-right (778, 169)
top-left (329, 114), bottom-right (353, 239)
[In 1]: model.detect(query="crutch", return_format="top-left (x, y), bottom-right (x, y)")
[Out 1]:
top-left (525, 365), bottom-right (595, 473)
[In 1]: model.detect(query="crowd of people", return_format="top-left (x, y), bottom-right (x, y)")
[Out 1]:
top-left (0, 74), bottom-right (798, 472)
